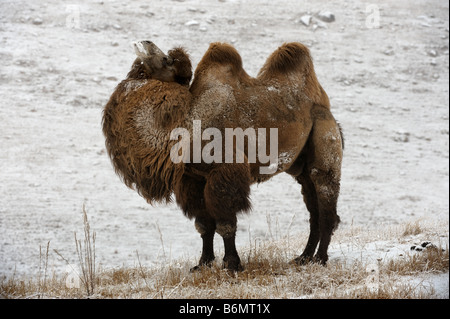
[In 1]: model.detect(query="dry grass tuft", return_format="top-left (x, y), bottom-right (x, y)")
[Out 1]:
top-left (402, 220), bottom-right (425, 236)
top-left (385, 244), bottom-right (449, 275)
top-left (74, 205), bottom-right (97, 296)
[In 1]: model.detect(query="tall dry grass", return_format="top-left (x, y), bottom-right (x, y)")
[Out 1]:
top-left (74, 205), bottom-right (97, 295)
top-left (54, 205), bottom-right (98, 297)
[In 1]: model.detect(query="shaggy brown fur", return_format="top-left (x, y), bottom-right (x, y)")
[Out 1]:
top-left (103, 41), bottom-right (343, 272)
top-left (102, 43), bottom-right (192, 203)
top-left (180, 42), bottom-right (344, 271)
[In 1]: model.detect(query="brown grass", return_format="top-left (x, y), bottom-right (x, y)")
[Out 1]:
top-left (402, 220), bottom-right (425, 236)
top-left (1, 217), bottom-right (448, 299)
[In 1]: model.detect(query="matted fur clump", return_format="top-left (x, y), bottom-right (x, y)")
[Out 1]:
top-left (102, 46), bottom-right (192, 203)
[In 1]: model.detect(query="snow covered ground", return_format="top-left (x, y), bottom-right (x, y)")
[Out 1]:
top-left (0, 0), bottom-right (448, 296)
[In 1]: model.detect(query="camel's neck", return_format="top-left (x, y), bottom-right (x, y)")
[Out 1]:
top-left (126, 59), bottom-right (150, 80)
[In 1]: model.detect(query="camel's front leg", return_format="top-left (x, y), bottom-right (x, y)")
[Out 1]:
top-left (203, 163), bottom-right (251, 271)
top-left (174, 174), bottom-right (218, 271)
top-left (216, 218), bottom-right (243, 271)
top-left (191, 216), bottom-right (216, 272)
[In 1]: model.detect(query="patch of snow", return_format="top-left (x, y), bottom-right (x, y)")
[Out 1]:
top-left (0, 1), bottom-right (448, 296)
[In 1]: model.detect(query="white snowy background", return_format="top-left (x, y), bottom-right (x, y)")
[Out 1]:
top-left (0, 0), bottom-right (448, 295)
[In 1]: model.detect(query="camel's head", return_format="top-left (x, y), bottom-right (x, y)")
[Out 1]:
top-left (129, 41), bottom-right (192, 86)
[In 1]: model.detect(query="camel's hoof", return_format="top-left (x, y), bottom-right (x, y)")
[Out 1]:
top-left (190, 258), bottom-right (215, 272)
top-left (223, 260), bottom-right (243, 272)
top-left (190, 265), bottom-right (203, 272)
top-left (291, 254), bottom-right (327, 266)
top-left (190, 264), bottom-right (214, 272)
top-left (291, 255), bottom-right (313, 266)
top-left (224, 264), bottom-right (244, 272)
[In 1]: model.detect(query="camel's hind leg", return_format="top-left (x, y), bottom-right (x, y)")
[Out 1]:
top-left (293, 173), bottom-right (320, 264)
top-left (294, 106), bottom-right (343, 265)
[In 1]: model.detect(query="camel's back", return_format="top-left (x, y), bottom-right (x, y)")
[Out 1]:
top-left (184, 41), bottom-right (329, 180)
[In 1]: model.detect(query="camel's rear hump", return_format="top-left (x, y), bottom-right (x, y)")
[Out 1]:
top-left (258, 42), bottom-right (330, 108)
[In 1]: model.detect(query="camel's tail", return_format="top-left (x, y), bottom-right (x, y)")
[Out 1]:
top-left (337, 122), bottom-right (345, 150)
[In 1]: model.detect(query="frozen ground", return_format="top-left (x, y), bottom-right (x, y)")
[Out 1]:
top-left (0, 0), bottom-right (448, 295)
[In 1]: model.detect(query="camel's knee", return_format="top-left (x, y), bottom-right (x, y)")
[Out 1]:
top-left (320, 209), bottom-right (340, 232)
top-left (308, 168), bottom-right (341, 233)
top-left (195, 217), bottom-right (216, 236)
top-left (309, 168), bottom-right (341, 201)
top-left (215, 222), bottom-right (237, 239)
top-left (195, 221), bottom-right (208, 236)
top-left (216, 218), bottom-right (242, 271)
